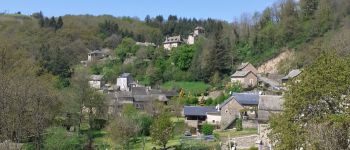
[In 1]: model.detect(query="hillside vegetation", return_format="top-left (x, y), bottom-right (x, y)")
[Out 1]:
top-left (1, 0), bottom-right (350, 149)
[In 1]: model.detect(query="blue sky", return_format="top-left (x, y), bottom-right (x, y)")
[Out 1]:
top-left (1, 0), bottom-right (276, 22)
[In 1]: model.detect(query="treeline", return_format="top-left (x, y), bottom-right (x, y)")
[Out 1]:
top-left (32, 12), bottom-right (63, 30)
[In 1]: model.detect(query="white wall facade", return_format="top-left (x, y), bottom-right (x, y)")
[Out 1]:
top-left (117, 77), bottom-right (129, 91)
top-left (164, 43), bottom-right (180, 50)
top-left (187, 35), bottom-right (195, 45)
top-left (207, 114), bottom-right (221, 125)
top-left (89, 81), bottom-right (101, 89)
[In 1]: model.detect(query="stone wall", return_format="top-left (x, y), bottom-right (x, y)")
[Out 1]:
top-left (243, 119), bottom-right (258, 129)
top-left (220, 98), bottom-right (244, 129)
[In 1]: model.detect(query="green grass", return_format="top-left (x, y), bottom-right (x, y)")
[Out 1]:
top-left (130, 135), bottom-right (182, 150)
top-left (170, 116), bottom-right (185, 123)
top-left (162, 81), bottom-right (211, 96)
top-left (214, 128), bottom-right (258, 138)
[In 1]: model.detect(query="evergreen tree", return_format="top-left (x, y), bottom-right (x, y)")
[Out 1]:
top-left (56, 16), bottom-right (63, 30)
top-left (49, 16), bottom-right (56, 28)
top-left (145, 15), bottom-right (151, 24)
top-left (300, 0), bottom-right (320, 19)
top-left (206, 22), bottom-right (231, 77)
top-left (99, 20), bottom-right (119, 39)
top-left (44, 17), bottom-right (50, 27)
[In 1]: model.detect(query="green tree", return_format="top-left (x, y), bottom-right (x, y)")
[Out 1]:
top-left (43, 127), bottom-right (84, 150)
top-left (202, 123), bottom-right (214, 135)
top-left (99, 20), bottom-right (119, 39)
top-left (56, 16), bottom-right (64, 29)
top-left (85, 90), bottom-right (105, 149)
top-left (49, 16), bottom-right (56, 28)
top-left (109, 114), bottom-right (140, 150)
top-left (206, 22), bottom-right (231, 77)
top-left (171, 45), bottom-right (195, 71)
top-left (278, 0), bottom-right (299, 44)
top-left (115, 38), bottom-right (139, 62)
top-left (236, 118), bottom-right (243, 131)
top-left (300, 0), bottom-right (319, 19)
top-left (270, 52), bottom-right (350, 150)
top-left (150, 113), bottom-right (174, 150)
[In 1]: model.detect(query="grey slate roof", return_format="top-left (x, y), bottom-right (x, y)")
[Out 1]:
top-left (134, 94), bottom-right (168, 102)
top-left (116, 91), bottom-right (132, 98)
top-left (231, 71), bottom-right (252, 77)
top-left (257, 74), bottom-right (280, 88)
top-left (219, 96), bottom-right (237, 109)
top-left (219, 93), bottom-right (259, 109)
top-left (258, 95), bottom-right (284, 111)
top-left (232, 93), bottom-right (259, 105)
top-left (194, 26), bottom-right (205, 30)
top-left (131, 87), bottom-right (148, 96)
top-left (258, 95), bottom-right (284, 122)
top-left (282, 69), bottom-right (301, 80)
top-left (90, 75), bottom-right (104, 81)
top-left (237, 62), bottom-right (249, 70)
top-left (163, 35), bottom-right (183, 44)
top-left (183, 106), bottom-right (218, 116)
top-left (88, 50), bottom-right (103, 55)
top-left (120, 73), bottom-right (131, 78)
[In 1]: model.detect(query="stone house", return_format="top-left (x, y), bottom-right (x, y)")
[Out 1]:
top-left (88, 50), bottom-right (104, 62)
top-left (237, 62), bottom-right (258, 75)
top-left (163, 35), bottom-right (183, 50)
top-left (89, 75), bottom-right (104, 89)
top-left (231, 71), bottom-right (258, 88)
top-left (218, 93), bottom-right (259, 129)
top-left (218, 96), bottom-right (244, 129)
top-left (257, 95), bottom-right (284, 150)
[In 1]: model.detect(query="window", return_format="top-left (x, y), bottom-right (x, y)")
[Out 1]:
top-left (249, 79), bottom-right (254, 86)
top-left (225, 109), bottom-right (228, 113)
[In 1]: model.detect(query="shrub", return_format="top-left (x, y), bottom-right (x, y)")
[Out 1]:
top-left (236, 118), bottom-right (243, 131)
top-left (43, 127), bottom-right (85, 150)
top-left (202, 123), bottom-right (214, 135)
top-left (205, 98), bottom-right (213, 106)
top-left (91, 119), bottom-right (107, 130)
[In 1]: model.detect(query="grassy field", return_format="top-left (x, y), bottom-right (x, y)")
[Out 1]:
top-left (161, 81), bottom-right (211, 96)
top-left (214, 128), bottom-right (258, 139)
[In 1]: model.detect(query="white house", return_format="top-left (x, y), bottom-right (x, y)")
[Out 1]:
top-left (194, 26), bottom-right (205, 36)
top-left (116, 73), bottom-right (134, 91)
top-left (89, 75), bottom-right (104, 89)
top-left (186, 26), bottom-right (205, 45)
top-left (163, 35), bottom-right (183, 50)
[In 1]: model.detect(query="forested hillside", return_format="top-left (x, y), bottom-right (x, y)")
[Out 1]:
top-left (1, 0), bottom-right (350, 149)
